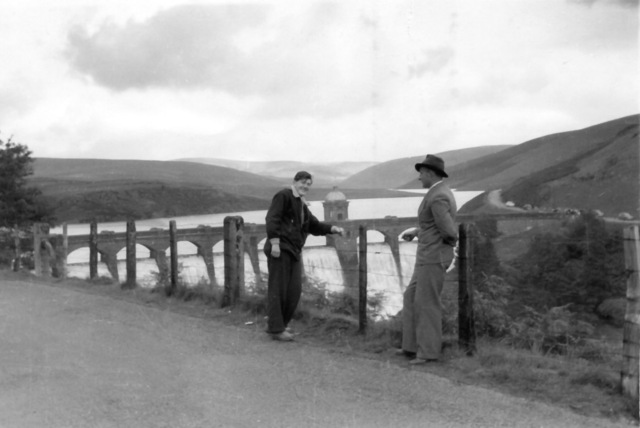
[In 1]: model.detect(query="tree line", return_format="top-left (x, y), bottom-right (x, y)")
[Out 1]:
top-left (0, 135), bottom-right (54, 266)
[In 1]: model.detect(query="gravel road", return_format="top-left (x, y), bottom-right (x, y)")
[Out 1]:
top-left (0, 277), bottom-right (631, 428)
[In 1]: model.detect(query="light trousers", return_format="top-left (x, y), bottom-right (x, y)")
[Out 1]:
top-left (401, 262), bottom-right (446, 360)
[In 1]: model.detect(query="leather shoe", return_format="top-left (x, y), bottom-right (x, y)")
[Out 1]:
top-left (271, 331), bottom-right (294, 342)
top-left (394, 349), bottom-right (416, 358)
top-left (409, 358), bottom-right (439, 365)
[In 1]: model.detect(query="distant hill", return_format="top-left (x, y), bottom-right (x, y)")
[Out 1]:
top-left (28, 158), bottom-right (399, 223)
top-left (175, 158), bottom-right (378, 187)
top-left (443, 115), bottom-right (639, 218)
top-left (29, 158), bottom-right (286, 223)
top-left (339, 146), bottom-right (511, 189)
top-left (31, 158), bottom-right (285, 197)
top-left (28, 114), bottom-right (639, 223)
top-left (41, 184), bottom-right (270, 224)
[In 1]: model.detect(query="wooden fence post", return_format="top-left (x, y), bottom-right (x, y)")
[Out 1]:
top-left (33, 223), bottom-right (42, 276)
top-left (223, 216), bottom-right (244, 308)
top-left (89, 220), bottom-right (98, 279)
top-left (358, 224), bottom-right (368, 334)
top-left (622, 225), bottom-right (640, 419)
top-left (13, 224), bottom-right (20, 272)
top-left (169, 220), bottom-right (178, 295)
top-left (60, 223), bottom-right (68, 279)
top-left (124, 219), bottom-right (137, 288)
top-left (458, 222), bottom-right (477, 356)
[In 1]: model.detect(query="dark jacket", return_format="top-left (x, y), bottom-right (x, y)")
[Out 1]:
top-left (265, 188), bottom-right (333, 259)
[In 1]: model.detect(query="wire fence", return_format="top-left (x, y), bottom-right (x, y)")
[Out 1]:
top-left (247, 213), bottom-right (629, 363)
top-left (18, 213), bottom-right (634, 359)
top-left (16, 212), bottom-right (640, 412)
top-left (237, 214), bottom-right (628, 360)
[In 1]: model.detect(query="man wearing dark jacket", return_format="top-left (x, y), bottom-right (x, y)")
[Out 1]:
top-left (264, 171), bottom-right (344, 341)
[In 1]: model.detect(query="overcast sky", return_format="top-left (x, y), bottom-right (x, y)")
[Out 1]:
top-left (0, 0), bottom-right (637, 163)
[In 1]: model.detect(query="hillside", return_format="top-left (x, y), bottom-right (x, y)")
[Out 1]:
top-left (31, 158), bottom-right (285, 198)
top-left (29, 159), bottom-right (286, 223)
top-left (28, 158), bottom-right (404, 223)
top-left (339, 146), bottom-right (511, 189)
top-left (446, 115), bottom-right (639, 217)
top-left (176, 158), bottom-right (377, 186)
top-left (39, 183), bottom-right (269, 224)
top-left (27, 114), bottom-right (639, 223)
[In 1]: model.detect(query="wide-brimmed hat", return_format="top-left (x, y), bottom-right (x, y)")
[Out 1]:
top-left (414, 154), bottom-right (448, 177)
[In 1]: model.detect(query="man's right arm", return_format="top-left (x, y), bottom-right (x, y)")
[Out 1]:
top-left (401, 227), bottom-right (419, 241)
top-left (266, 192), bottom-right (285, 257)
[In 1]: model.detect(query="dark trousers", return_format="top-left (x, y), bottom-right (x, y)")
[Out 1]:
top-left (266, 251), bottom-right (302, 334)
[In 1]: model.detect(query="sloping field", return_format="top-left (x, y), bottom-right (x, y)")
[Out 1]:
top-left (442, 115), bottom-right (638, 192)
top-left (418, 115), bottom-right (639, 217)
top-left (341, 146), bottom-right (511, 189)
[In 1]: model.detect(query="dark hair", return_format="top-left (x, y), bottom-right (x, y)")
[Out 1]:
top-left (293, 171), bottom-right (313, 182)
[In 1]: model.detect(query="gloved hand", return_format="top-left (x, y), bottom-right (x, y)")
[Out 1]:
top-left (271, 242), bottom-right (281, 258)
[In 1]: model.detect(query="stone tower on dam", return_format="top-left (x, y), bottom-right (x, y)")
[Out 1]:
top-left (323, 186), bottom-right (349, 222)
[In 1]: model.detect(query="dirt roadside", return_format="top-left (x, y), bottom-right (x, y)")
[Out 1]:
top-left (0, 273), bottom-right (631, 428)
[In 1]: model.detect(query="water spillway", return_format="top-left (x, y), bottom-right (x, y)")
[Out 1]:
top-left (65, 241), bottom-right (420, 318)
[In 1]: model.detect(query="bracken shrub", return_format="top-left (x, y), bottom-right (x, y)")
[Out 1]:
top-left (442, 287), bottom-right (459, 335)
top-left (471, 273), bottom-right (597, 355)
top-left (0, 230), bottom-right (34, 270)
top-left (506, 304), bottom-right (595, 354)
top-left (150, 262), bottom-right (203, 299)
top-left (301, 277), bottom-right (387, 320)
top-left (473, 274), bottom-right (513, 337)
top-left (509, 213), bottom-right (625, 313)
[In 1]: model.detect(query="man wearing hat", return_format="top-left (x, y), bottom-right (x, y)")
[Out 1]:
top-left (398, 154), bottom-right (458, 364)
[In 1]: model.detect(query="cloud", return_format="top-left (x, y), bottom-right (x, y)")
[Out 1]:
top-left (0, 84), bottom-right (32, 119)
top-left (408, 47), bottom-right (455, 78)
top-left (569, 0), bottom-right (638, 7)
top-left (65, 4), bottom-right (269, 90)
top-left (2, 1), bottom-right (636, 164)
top-left (559, 1), bottom-right (639, 51)
top-left (64, 3), bottom-right (378, 118)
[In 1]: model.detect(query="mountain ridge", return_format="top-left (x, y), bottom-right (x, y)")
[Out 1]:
top-left (445, 114), bottom-right (639, 217)
top-left (27, 114), bottom-right (639, 222)
top-left (175, 158), bottom-right (378, 186)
